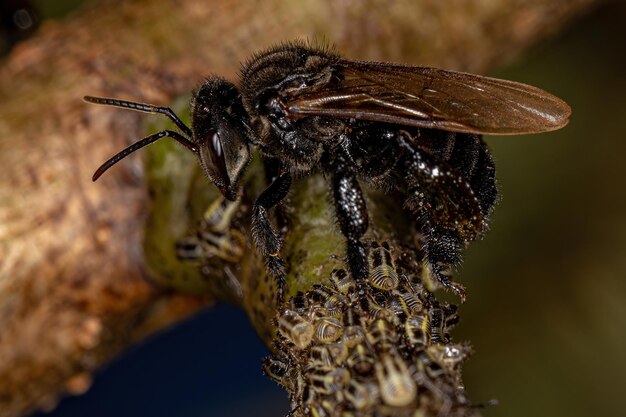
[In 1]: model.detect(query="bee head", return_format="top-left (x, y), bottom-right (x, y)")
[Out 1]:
top-left (87, 79), bottom-right (250, 193)
top-left (191, 77), bottom-right (251, 201)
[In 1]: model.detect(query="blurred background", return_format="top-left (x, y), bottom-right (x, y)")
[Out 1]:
top-left (4, 1), bottom-right (624, 416)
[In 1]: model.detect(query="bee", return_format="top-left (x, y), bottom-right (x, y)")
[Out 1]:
top-left (86, 41), bottom-right (571, 303)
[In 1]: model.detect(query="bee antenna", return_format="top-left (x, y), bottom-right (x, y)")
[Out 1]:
top-left (92, 130), bottom-right (197, 181)
top-left (83, 96), bottom-right (193, 137)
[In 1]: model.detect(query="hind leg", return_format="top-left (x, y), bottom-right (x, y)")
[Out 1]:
top-left (398, 135), bottom-right (486, 301)
top-left (421, 226), bottom-right (467, 300)
top-left (426, 134), bottom-right (496, 299)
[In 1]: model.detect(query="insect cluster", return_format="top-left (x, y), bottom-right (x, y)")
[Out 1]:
top-left (88, 41), bottom-right (570, 417)
top-left (174, 195), bottom-right (248, 300)
top-left (264, 241), bottom-right (477, 417)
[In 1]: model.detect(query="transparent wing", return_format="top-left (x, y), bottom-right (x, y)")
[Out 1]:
top-left (284, 60), bottom-right (571, 135)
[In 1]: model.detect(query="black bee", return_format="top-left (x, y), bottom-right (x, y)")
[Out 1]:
top-left (86, 41), bottom-right (571, 303)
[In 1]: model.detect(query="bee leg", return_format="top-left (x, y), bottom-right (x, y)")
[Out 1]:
top-left (251, 170), bottom-right (292, 303)
top-left (263, 158), bottom-right (291, 234)
top-left (423, 225), bottom-right (467, 302)
top-left (398, 136), bottom-right (484, 302)
top-left (422, 135), bottom-right (496, 302)
top-left (329, 152), bottom-right (370, 308)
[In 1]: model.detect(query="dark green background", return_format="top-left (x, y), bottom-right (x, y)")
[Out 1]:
top-left (460, 3), bottom-right (626, 416)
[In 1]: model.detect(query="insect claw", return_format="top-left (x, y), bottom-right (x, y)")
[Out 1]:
top-left (443, 280), bottom-right (467, 303)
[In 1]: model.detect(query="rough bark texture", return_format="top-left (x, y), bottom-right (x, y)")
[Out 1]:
top-left (0, 0), bottom-right (599, 416)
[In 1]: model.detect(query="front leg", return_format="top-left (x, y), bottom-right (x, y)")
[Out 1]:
top-left (251, 169), bottom-right (292, 303)
top-left (330, 152), bottom-right (370, 306)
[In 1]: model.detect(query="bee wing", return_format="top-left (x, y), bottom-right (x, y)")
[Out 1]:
top-left (285, 60), bottom-right (571, 135)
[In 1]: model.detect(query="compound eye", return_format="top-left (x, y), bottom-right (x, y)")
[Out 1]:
top-left (199, 129), bottom-right (230, 189)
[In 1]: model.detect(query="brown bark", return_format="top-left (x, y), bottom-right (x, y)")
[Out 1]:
top-left (0, 0), bottom-right (599, 416)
